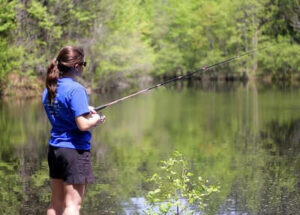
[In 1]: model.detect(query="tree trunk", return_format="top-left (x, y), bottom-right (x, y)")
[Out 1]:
top-left (252, 12), bottom-right (258, 73)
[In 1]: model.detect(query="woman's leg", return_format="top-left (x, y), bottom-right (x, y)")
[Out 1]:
top-left (47, 178), bottom-right (65, 215)
top-left (63, 183), bottom-right (86, 215)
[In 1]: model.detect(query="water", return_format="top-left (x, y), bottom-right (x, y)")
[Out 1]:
top-left (0, 81), bottom-right (299, 215)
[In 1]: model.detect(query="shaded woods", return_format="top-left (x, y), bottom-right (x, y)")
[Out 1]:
top-left (0, 0), bottom-right (300, 95)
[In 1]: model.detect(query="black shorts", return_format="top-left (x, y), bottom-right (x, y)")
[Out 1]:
top-left (48, 145), bottom-right (95, 184)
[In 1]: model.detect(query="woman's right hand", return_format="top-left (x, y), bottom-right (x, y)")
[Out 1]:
top-left (99, 112), bottom-right (106, 124)
top-left (88, 106), bottom-right (105, 126)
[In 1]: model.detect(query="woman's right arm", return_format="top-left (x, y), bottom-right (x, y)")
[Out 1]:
top-left (70, 88), bottom-right (105, 131)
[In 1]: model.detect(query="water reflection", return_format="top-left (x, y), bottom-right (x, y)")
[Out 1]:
top-left (0, 82), bottom-right (299, 214)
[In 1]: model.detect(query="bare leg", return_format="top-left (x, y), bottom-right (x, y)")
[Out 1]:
top-left (63, 183), bottom-right (86, 215)
top-left (47, 178), bottom-right (65, 215)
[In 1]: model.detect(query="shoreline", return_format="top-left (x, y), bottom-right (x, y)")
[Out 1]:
top-left (2, 73), bottom-right (300, 99)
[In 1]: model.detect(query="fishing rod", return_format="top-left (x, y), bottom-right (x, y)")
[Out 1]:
top-left (95, 46), bottom-right (267, 112)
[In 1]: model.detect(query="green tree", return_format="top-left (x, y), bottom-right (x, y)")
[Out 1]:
top-left (0, 0), bottom-right (22, 94)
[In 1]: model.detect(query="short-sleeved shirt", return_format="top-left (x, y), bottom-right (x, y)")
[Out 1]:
top-left (42, 77), bottom-right (92, 150)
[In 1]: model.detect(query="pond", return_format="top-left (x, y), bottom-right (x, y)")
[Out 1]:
top-left (0, 81), bottom-right (299, 215)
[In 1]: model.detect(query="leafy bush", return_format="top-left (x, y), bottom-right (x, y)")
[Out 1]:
top-left (145, 151), bottom-right (219, 214)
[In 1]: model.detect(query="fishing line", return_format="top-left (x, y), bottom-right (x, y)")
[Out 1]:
top-left (95, 46), bottom-right (268, 112)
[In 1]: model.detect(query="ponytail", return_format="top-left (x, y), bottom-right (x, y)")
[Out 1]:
top-left (46, 46), bottom-right (85, 104)
top-left (46, 58), bottom-right (59, 104)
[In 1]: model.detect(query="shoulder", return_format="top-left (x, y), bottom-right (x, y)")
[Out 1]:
top-left (42, 88), bottom-right (48, 102)
top-left (65, 80), bottom-right (88, 100)
top-left (59, 78), bottom-right (86, 94)
top-left (69, 81), bottom-right (87, 94)
top-left (71, 81), bottom-right (85, 90)
top-left (42, 88), bottom-right (48, 95)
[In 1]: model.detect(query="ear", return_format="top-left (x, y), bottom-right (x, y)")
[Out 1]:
top-left (74, 64), bottom-right (79, 69)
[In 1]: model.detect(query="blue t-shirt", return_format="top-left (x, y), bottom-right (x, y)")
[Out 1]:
top-left (42, 77), bottom-right (92, 150)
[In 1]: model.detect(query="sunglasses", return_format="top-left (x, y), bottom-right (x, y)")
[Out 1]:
top-left (79, 61), bottom-right (87, 67)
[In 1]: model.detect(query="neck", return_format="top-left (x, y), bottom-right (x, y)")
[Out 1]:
top-left (60, 67), bottom-right (81, 78)
top-left (62, 73), bottom-right (75, 78)
top-left (61, 69), bottom-right (77, 79)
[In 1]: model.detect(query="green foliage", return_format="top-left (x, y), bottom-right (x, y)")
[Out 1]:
top-left (261, 0), bottom-right (300, 42)
top-left (259, 39), bottom-right (300, 79)
top-left (94, 31), bottom-right (155, 88)
top-left (30, 161), bottom-right (51, 203)
top-left (88, 0), bottom-right (156, 89)
top-left (27, 0), bottom-right (54, 30)
top-left (0, 40), bottom-right (17, 92)
top-left (0, 0), bottom-right (17, 34)
top-left (0, 161), bottom-right (21, 215)
top-left (0, 0), bottom-right (22, 94)
top-left (0, 0), bottom-right (300, 94)
top-left (145, 151), bottom-right (220, 214)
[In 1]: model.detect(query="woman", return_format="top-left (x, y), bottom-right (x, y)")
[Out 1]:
top-left (42, 46), bottom-right (105, 215)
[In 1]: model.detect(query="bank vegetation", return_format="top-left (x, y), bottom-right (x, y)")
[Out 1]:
top-left (0, 0), bottom-right (299, 96)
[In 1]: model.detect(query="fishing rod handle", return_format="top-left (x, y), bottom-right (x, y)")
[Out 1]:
top-left (95, 105), bottom-right (107, 112)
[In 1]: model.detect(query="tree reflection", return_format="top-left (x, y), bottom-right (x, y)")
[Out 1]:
top-left (219, 119), bottom-right (300, 215)
top-left (1, 84), bottom-right (300, 214)
top-left (258, 119), bottom-right (300, 215)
